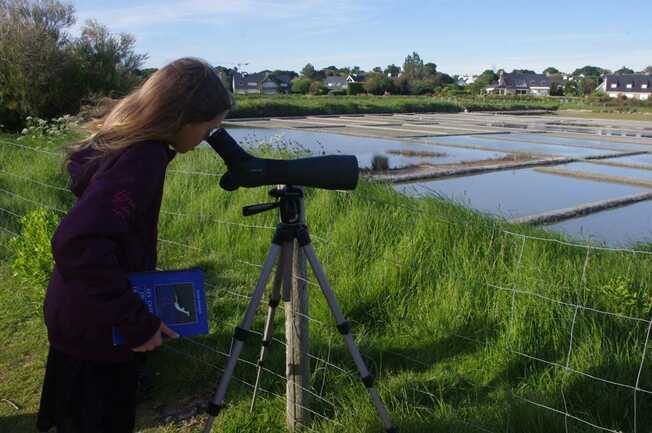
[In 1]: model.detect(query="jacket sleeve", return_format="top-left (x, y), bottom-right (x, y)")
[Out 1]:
top-left (52, 143), bottom-right (168, 348)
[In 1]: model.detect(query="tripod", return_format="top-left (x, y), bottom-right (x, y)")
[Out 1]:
top-left (203, 185), bottom-right (396, 433)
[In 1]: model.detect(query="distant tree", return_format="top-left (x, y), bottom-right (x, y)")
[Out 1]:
top-left (0, 0), bottom-right (83, 128)
top-left (372, 66), bottom-right (383, 74)
top-left (543, 67), bottom-right (560, 75)
top-left (434, 72), bottom-right (454, 86)
top-left (548, 74), bottom-right (564, 96)
top-left (642, 66), bottom-right (652, 74)
top-left (309, 80), bottom-right (326, 95)
top-left (347, 82), bottom-right (365, 95)
top-left (384, 64), bottom-right (401, 78)
top-left (469, 69), bottom-right (498, 94)
top-left (408, 80), bottom-right (433, 95)
top-left (301, 63), bottom-right (316, 79)
top-left (512, 69), bottom-right (536, 74)
top-left (351, 66), bottom-right (362, 75)
top-left (572, 65), bottom-right (608, 77)
top-left (563, 80), bottom-right (579, 96)
top-left (393, 76), bottom-right (411, 95)
top-left (322, 66), bottom-right (339, 77)
top-left (337, 66), bottom-right (351, 76)
top-left (215, 66), bottom-right (234, 91)
top-left (364, 73), bottom-right (394, 95)
top-left (403, 52), bottom-right (425, 80)
top-left (579, 76), bottom-right (599, 96)
top-left (615, 66), bottom-right (634, 75)
top-left (135, 68), bottom-right (157, 79)
top-left (424, 62), bottom-right (437, 78)
top-left (74, 19), bottom-right (148, 97)
top-left (271, 69), bottom-right (298, 79)
top-left (291, 78), bottom-right (311, 94)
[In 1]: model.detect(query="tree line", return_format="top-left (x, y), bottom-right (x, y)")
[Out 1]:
top-left (0, 0), bottom-right (150, 131)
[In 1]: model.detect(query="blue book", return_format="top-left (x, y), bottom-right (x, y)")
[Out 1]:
top-left (112, 268), bottom-right (209, 345)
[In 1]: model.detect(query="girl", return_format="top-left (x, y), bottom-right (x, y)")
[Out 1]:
top-left (37, 57), bottom-right (234, 433)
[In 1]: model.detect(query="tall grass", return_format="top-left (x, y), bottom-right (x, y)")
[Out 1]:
top-left (0, 129), bottom-right (650, 433)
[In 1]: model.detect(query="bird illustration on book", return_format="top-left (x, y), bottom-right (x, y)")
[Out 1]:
top-left (156, 283), bottom-right (197, 324)
top-left (174, 294), bottom-right (191, 318)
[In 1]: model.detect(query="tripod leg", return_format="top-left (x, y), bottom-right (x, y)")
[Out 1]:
top-left (302, 243), bottom-right (397, 433)
top-left (250, 241), bottom-right (292, 412)
top-left (203, 243), bottom-right (282, 433)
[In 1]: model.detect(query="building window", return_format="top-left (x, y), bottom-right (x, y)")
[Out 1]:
top-left (642, 84), bottom-right (649, 89)
top-left (610, 83), bottom-right (617, 89)
top-left (626, 83), bottom-right (633, 89)
top-left (248, 82), bottom-right (257, 86)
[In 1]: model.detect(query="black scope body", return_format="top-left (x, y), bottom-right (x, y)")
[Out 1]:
top-left (205, 128), bottom-right (359, 191)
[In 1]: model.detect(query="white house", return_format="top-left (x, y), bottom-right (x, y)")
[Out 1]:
top-left (232, 72), bottom-right (292, 95)
top-left (456, 74), bottom-right (478, 86)
top-left (597, 75), bottom-right (652, 100)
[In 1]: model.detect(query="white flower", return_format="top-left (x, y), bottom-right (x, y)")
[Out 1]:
top-left (21, 128), bottom-right (28, 134)
top-left (26, 116), bottom-right (32, 121)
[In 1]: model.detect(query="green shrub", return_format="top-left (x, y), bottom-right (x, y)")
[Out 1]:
top-left (9, 209), bottom-right (60, 294)
top-left (347, 82), bottom-right (365, 95)
top-left (291, 78), bottom-right (311, 94)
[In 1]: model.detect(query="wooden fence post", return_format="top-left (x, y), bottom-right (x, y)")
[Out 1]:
top-left (285, 190), bottom-right (310, 431)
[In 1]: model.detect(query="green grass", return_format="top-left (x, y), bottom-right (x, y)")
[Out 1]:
top-left (1, 128), bottom-right (651, 433)
top-left (228, 95), bottom-right (559, 118)
top-left (559, 97), bottom-right (652, 115)
top-left (557, 110), bottom-right (652, 122)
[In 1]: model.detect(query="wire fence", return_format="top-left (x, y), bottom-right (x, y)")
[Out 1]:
top-left (1, 140), bottom-right (651, 432)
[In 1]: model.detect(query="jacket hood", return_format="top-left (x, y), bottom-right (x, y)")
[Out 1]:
top-left (67, 147), bottom-right (104, 198)
top-left (67, 143), bottom-right (177, 198)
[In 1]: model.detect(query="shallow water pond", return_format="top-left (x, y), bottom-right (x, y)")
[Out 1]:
top-left (547, 200), bottom-right (652, 247)
top-left (219, 127), bottom-right (507, 169)
top-left (395, 169), bottom-right (648, 219)
top-left (427, 135), bottom-right (618, 158)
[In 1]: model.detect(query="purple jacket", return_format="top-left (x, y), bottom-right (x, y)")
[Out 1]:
top-left (44, 141), bottom-right (177, 362)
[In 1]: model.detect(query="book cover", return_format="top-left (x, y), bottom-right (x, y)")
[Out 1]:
top-left (113, 268), bottom-right (209, 345)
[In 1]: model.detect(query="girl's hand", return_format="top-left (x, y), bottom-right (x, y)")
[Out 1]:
top-left (132, 322), bottom-right (179, 352)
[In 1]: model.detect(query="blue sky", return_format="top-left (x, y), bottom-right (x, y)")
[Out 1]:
top-left (69, 0), bottom-right (652, 76)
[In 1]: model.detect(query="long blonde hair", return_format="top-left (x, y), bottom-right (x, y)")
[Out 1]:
top-left (65, 57), bottom-right (233, 165)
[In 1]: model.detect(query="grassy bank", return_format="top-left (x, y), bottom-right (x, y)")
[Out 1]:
top-left (1, 129), bottom-right (650, 433)
top-left (228, 95), bottom-right (559, 119)
top-left (559, 97), bottom-right (652, 115)
top-left (556, 110), bottom-right (652, 122)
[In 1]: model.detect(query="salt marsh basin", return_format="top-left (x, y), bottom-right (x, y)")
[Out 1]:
top-left (223, 112), bottom-right (652, 247)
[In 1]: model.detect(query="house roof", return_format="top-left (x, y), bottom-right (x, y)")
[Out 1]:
top-left (233, 72), bottom-right (268, 89)
top-left (490, 72), bottom-right (551, 89)
top-left (325, 76), bottom-right (347, 87)
top-left (604, 74), bottom-right (652, 93)
top-left (347, 73), bottom-right (366, 83)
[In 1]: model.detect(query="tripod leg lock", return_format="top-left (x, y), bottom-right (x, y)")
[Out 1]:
top-left (386, 428), bottom-right (398, 433)
top-left (261, 339), bottom-right (272, 347)
top-left (361, 373), bottom-right (375, 388)
top-left (206, 402), bottom-right (223, 416)
top-left (268, 298), bottom-right (280, 308)
top-left (297, 226), bottom-right (311, 247)
top-left (233, 326), bottom-right (250, 342)
top-left (336, 320), bottom-right (352, 335)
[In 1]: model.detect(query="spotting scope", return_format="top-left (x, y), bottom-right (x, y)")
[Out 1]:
top-left (205, 128), bottom-right (359, 191)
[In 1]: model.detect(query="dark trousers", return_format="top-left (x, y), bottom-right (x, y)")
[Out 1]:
top-left (37, 346), bottom-right (139, 433)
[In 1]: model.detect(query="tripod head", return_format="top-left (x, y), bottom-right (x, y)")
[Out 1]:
top-left (242, 185), bottom-right (304, 225)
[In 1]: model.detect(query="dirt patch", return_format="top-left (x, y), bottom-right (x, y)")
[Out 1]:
top-left (363, 153), bottom-right (538, 176)
top-left (361, 163), bottom-right (426, 175)
top-left (386, 149), bottom-right (446, 157)
top-left (366, 153), bottom-right (570, 183)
